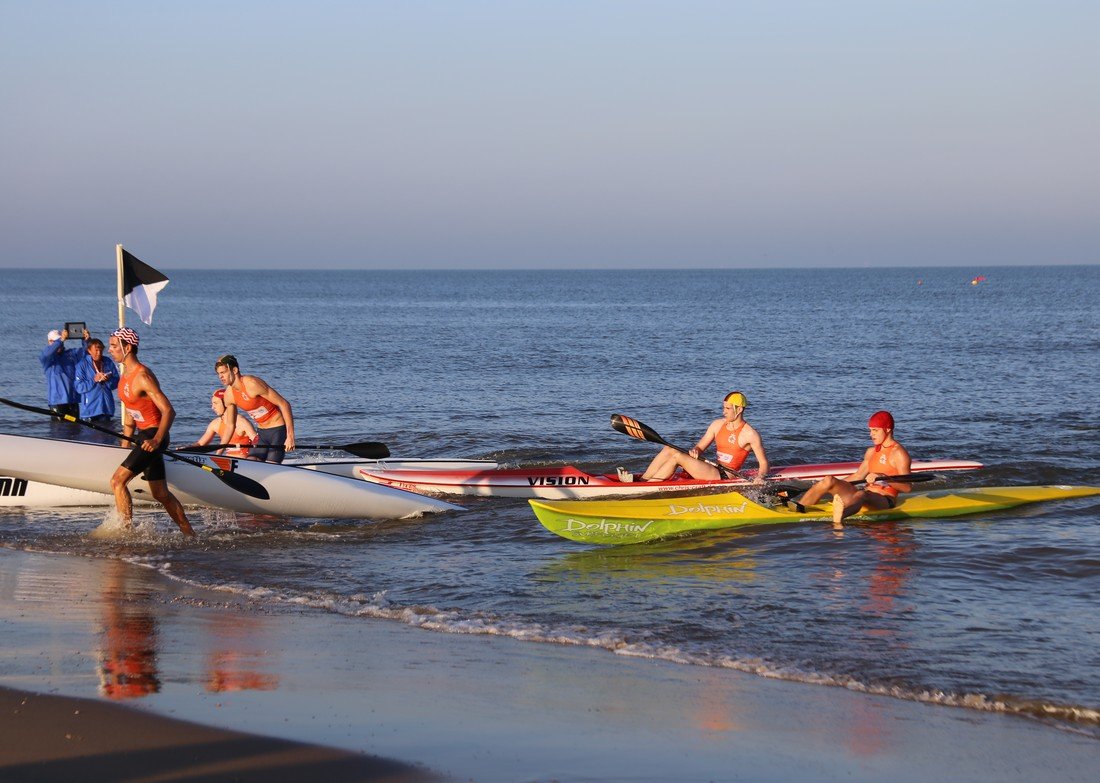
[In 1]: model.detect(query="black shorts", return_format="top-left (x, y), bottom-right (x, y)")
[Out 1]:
top-left (120, 429), bottom-right (169, 482)
top-left (866, 488), bottom-right (898, 509)
top-left (252, 425), bottom-right (287, 464)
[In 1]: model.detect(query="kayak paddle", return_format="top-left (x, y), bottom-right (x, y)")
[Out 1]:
top-left (179, 440), bottom-right (390, 459)
top-left (610, 413), bottom-right (744, 480)
top-left (770, 473), bottom-right (939, 511)
top-left (0, 397), bottom-right (270, 500)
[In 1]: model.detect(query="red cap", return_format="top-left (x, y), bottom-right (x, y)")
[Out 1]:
top-left (213, 389), bottom-right (226, 400)
top-left (868, 410), bottom-right (894, 430)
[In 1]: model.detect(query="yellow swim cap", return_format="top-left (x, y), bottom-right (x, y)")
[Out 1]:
top-left (723, 391), bottom-right (747, 408)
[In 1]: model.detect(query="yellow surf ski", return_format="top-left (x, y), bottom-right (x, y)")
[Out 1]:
top-left (529, 485), bottom-right (1100, 545)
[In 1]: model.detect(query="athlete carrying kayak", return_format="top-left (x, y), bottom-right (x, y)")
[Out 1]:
top-left (640, 391), bottom-right (769, 483)
top-left (794, 410), bottom-right (912, 528)
top-left (214, 354), bottom-right (295, 463)
top-left (107, 327), bottom-right (195, 537)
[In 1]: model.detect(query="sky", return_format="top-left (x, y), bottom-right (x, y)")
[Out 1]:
top-left (2, 1), bottom-right (1098, 269)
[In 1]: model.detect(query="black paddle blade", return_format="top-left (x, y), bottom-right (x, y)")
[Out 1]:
top-left (343, 441), bottom-right (390, 459)
top-left (205, 467), bottom-right (270, 500)
top-left (610, 414), bottom-right (669, 447)
top-left (166, 453), bottom-right (270, 500)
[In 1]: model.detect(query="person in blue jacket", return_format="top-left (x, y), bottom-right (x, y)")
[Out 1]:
top-left (74, 337), bottom-right (119, 422)
top-left (39, 325), bottom-right (90, 417)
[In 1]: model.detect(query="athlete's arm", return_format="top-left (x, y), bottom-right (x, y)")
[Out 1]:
top-left (743, 426), bottom-right (769, 482)
top-left (844, 449), bottom-right (874, 482)
top-left (220, 386), bottom-right (239, 444)
top-left (194, 420), bottom-right (220, 447)
top-left (690, 419), bottom-right (722, 459)
top-left (237, 416), bottom-right (258, 442)
top-left (262, 383), bottom-right (295, 452)
top-left (138, 371), bottom-right (175, 452)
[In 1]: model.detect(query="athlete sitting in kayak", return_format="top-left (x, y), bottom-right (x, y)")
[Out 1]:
top-left (189, 389), bottom-right (258, 459)
top-left (795, 410), bottom-right (912, 528)
top-left (214, 354), bottom-right (295, 463)
top-left (640, 391), bottom-right (769, 483)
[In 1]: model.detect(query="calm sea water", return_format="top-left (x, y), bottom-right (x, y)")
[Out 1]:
top-left (1, 266), bottom-right (1098, 733)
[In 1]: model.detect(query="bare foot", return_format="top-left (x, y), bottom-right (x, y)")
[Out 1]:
top-left (831, 495), bottom-right (846, 529)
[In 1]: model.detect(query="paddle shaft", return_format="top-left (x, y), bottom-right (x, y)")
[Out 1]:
top-left (610, 414), bottom-right (743, 480)
top-left (180, 440), bottom-right (389, 458)
top-left (769, 473), bottom-right (938, 510)
top-left (0, 397), bottom-right (269, 500)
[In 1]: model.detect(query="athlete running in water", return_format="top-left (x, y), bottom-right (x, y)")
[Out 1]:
top-left (214, 355), bottom-right (295, 463)
top-left (796, 410), bottom-right (912, 528)
top-left (107, 327), bottom-right (194, 537)
top-left (640, 391), bottom-right (769, 483)
top-left (189, 389), bottom-right (258, 458)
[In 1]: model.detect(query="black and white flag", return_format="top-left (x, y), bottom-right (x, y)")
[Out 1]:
top-left (121, 249), bottom-right (169, 325)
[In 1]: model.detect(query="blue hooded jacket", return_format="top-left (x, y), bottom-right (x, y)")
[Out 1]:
top-left (74, 351), bottom-right (119, 418)
top-left (39, 339), bottom-right (87, 407)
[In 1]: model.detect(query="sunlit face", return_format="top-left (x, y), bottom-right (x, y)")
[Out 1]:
top-left (107, 337), bottom-right (127, 363)
top-left (868, 426), bottom-right (889, 445)
top-left (88, 343), bottom-right (103, 361)
top-left (722, 403), bottom-right (743, 421)
top-left (215, 364), bottom-right (235, 385)
top-left (211, 395), bottom-right (226, 415)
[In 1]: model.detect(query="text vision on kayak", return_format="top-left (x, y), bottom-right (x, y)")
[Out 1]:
top-left (528, 475), bottom-right (591, 486)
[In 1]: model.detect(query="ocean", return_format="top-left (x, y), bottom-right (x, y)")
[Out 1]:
top-left (1, 265), bottom-right (1097, 735)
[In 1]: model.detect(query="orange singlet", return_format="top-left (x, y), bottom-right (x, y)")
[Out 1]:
top-left (715, 420), bottom-right (751, 470)
top-left (232, 385), bottom-right (279, 426)
top-left (866, 442), bottom-right (901, 499)
top-left (117, 369), bottom-right (162, 430)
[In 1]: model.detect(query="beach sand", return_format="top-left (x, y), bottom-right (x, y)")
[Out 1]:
top-left (0, 547), bottom-right (1096, 782)
top-left (0, 685), bottom-right (433, 782)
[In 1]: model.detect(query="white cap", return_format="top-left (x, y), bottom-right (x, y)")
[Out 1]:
top-left (47, 329), bottom-right (62, 342)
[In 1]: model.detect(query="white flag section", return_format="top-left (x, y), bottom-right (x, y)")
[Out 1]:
top-left (121, 249), bottom-right (169, 325)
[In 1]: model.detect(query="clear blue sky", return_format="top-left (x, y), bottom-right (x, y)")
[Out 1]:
top-left (2, 1), bottom-right (1097, 269)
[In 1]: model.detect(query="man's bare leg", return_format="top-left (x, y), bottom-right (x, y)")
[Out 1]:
top-left (800, 476), bottom-right (846, 507)
top-left (109, 466), bottom-right (137, 527)
top-left (149, 480), bottom-right (195, 537)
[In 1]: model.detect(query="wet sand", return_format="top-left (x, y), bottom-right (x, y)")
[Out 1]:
top-left (0, 547), bottom-right (1096, 782)
top-left (0, 684), bottom-right (434, 782)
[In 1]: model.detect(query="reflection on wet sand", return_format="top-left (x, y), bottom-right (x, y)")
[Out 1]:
top-left (204, 613), bottom-right (279, 693)
top-left (97, 561), bottom-right (160, 699)
top-left (84, 558), bottom-right (278, 699)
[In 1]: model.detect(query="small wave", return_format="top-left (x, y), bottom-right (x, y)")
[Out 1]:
top-left (139, 564), bottom-right (1100, 737)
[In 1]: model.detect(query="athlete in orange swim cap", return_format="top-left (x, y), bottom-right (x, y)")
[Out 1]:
top-left (795, 410), bottom-right (912, 528)
top-left (188, 389), bottom-right (259, 458)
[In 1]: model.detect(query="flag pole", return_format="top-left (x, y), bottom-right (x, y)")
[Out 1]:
top-left (116, 244), bottom-right (125, 328)
top-left (115, 245), bottom-right (128, 406)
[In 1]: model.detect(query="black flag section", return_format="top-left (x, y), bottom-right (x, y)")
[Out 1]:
top-left (121, 248), bottom-right (170, 325)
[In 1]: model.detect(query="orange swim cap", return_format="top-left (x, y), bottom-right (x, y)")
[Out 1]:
top-left (868, 410), bottom-right (894, 430)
